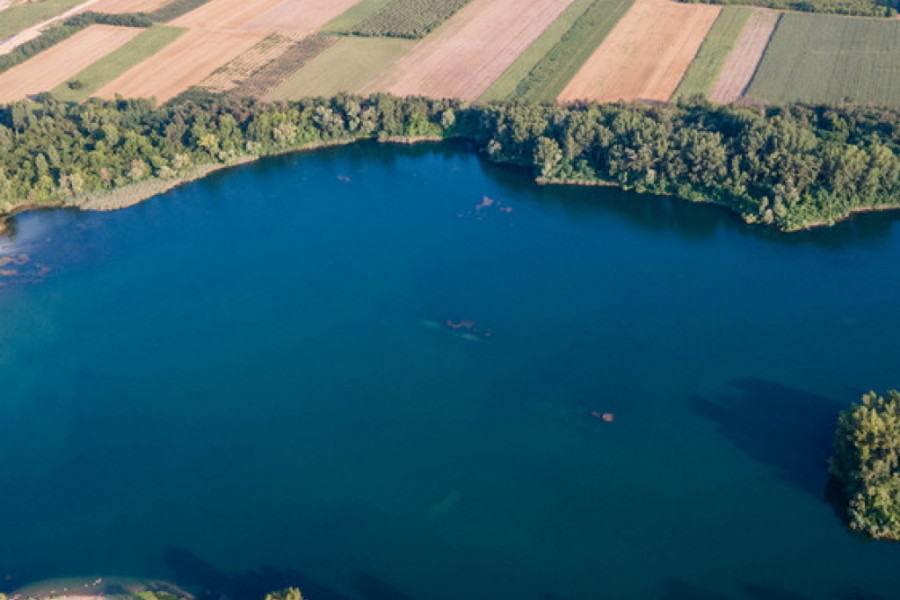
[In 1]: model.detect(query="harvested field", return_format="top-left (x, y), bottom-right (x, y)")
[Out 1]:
top-left (708, 8), bottom-right (779, 103)
top-left (268, 35), bottom-right (413, 99)
top-left (52, 25), bottom-right (184, 101)
top-left (86, 0), bottom-right (172, 14)
top-left (671, 6), bottom-right (752, 100)
top-left (558, 0), bottom-right (720, 103)
top-left (350, 0), bottom-right (469, 39)
top-left (0, 24), bottom-right (140, 102)
top-left (169, 0), bottom-right (283, 29)
top-left (479, 0), bottom-right (594, 102)
top-left (229, 33), bottom-right (336, 97)
top-left (318, 0), bottom-right (391, 33)
top-left (745, 12), bottom-right (900, 105)
top-left (361, 0), bottom-right (574, 101)
top-left (94, 27), bottom-right (265, 102)
top-left (244, 0), bottom-right (363, 34)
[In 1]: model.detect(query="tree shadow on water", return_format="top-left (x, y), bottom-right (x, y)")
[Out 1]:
top-left (349, 570), bottom-right (418, 600)
top-left (163, 547), bottom-right (351, 600)
top-left (690, 378), bottom-right (845, 498)
top-left (739, 582), bottom-right (812, 600)
top-left (660, 577), bottom-right (733, 600)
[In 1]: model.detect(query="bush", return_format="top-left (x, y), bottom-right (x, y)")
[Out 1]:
top-left (830, 390), bottom-right (900, 539)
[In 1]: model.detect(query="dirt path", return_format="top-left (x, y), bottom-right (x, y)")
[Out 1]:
top-left (558, 0), bottom-right (720, 103)
top-left (0, 0), bottom-right (105, 55)
top-left (0, 25), bottom-right (141, 101)
top-left (361, 0), bottom-right (574, 101)
top-left (708, 8), bottom-right (779, 103)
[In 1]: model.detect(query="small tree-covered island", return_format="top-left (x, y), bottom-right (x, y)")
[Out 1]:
top-left (5, 93), bottom-right (900, 234)
top-left (831, 391), bottom-right (900, 540)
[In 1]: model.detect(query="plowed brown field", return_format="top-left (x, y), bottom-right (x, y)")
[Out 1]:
top-left (558, 0), bottom-right (719, 103)
top-left (361, 0), bottom-right (574, 101)
top-left (170, 0), bottom-right (284, 29)
top-left (0, 25), bottom-right (141, 102)
top-left (94, 27), bottom-right (265, 102)
top-left (86, 0), bottom-right (172, 14)
top-left (708, 8), bottom-right (778, 103)
top-left (244, 0), bottom-right (363, 34)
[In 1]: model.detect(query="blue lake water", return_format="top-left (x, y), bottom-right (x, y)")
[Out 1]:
top-left (1, 141), bottom-right (900, 600)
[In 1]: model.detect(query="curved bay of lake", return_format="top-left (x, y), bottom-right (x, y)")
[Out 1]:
top-left (1, 142), bottom-right (899, 600)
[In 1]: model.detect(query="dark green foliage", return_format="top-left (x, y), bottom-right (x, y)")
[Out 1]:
top-left (350, 0), bottom-right (470, 39)
top-left (830, 391), bottom-right (900, 539)
top-left (682, 0), bottom-right (895, 17)
top-left (0, 12), bottom-right (153, 77)
top-left (147, 0), bottom-right (212, 22)
top-left (3, 94), bottom-right (900, 231)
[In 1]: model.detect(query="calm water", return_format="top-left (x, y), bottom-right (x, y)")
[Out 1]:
top-left (1, 142), bottom-right (900, 600)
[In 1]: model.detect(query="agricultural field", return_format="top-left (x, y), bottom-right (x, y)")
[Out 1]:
top-left (228, 34), bottom-right (337, 97)
top-left (744, 12), bottom-right (900, 105)
top-left (318, 0), bottom-right (392, 34)
top-left (500, 0), bottom-right (633, 102)
top-left (349, 0), bottom-right (469, 38)
top-left (0, 0), bottom-right (83, 40)
top-left (0, 24), bottom-right (140, 102)
top-left (361, 0), bottom-right (573, 101)
top-left (87, 0), bottom-right (174, 14)
top-left (672, 6), bottom-right (752, 100)
top-left (94, 27), bottom-right (265, 102)
top-left (267, 36), bottom-right (414, 99)
top-left (243, 0), bottom-right (364, 35)
top-left (169, 0), bottom-right (284, 29)
top-left (558, 0), bottom-right (720, 103)
top-left (708, 8), bottom-right (779, 103)
top-left (51, 24), bottom-right (184, 101)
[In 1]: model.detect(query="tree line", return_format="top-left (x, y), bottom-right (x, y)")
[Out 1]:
top-left (4, 92), bottom-right (900, 231)
top-left (682, 0), bottom-right (896, 17)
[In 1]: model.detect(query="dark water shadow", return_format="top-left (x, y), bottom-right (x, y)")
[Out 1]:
top-left (835, 587), bottom-right (891, 600)
top-left (661, 578), bottom-right (732, 600)
top-left (690, 378), bottom-right (844, 498)
top-left (739, 582), bottom-right (812, 600)
top-left (164, 547), bottom-right (351, 600)
top-left (350, 570), bottom-right (417, 600)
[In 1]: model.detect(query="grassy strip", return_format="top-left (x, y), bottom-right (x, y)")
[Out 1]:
top-left (319, 0), bottom-right (394, 34)
top-left (671, 6), bottom-right (753, 101)
top-left (349, 0), bottom-right (470, 39)
top-left (680, 0), bottom-right (893, 17)
top-left (744, 12), bottom-right (900, 105)
top-left (0, 0), bottom-right (84, 40)
top-left (231, 35), bottom-right (338, 98)
top-left (480, 0), bottom-right (594, 102)
top-left (267, 37), bottom-right (415, 99)
top-left (513, 0), bottom-right (634, 102)
top-left (147, 0), bottom-right (211, 22)
top-left (51, 25), bottom-right (185, 102)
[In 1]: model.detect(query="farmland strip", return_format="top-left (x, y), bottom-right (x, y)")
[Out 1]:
top-left (708, 8), bottom-right (779, 102)
top-left (349, 0), bottom-right (470, 39)
top-left (319, 0), bottom-right (393, 34)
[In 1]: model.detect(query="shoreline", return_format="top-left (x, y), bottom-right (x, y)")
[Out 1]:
top-left (2, 135), bottom-right (899, 237)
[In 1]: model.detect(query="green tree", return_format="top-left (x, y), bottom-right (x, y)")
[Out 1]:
top-left (265, 588), bottom-right (305, 600)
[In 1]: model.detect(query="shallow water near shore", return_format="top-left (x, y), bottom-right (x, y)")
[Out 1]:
top-left (1, 141), bottom-right (900, 600)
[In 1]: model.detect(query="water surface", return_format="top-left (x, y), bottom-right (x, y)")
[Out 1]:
top-left (1, 142), bottom-right (899, 600)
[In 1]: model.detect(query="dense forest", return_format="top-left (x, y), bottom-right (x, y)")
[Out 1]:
top-left (683, 0), bottom-right (896, 17)
top-left (830, 391), bottom-right (900, 540)
top-left (4, 93), bottom-right (900, 232)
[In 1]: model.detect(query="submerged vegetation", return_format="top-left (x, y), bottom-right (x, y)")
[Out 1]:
top-left (830, 391), bottom-right (900, 540)
top-left (4, 93), bottom-right (900, 231)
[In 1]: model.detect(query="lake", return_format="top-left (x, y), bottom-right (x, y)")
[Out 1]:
top-left (1, 141), bottom-right (899, 600)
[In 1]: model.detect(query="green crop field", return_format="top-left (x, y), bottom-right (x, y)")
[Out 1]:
top-left (479, 0), bottom-right (595, 102)
top-left (508, 0), bottom-right (633, 103)
top-left (319, 0), bottom-right (394, 34)
top-left (0, 0), bottom-right (85, 40)
top-left (745, 12), bottom-right (900, 105)
top-left (348, 0), bottom-right (469, 39)
top-left (51, 25), bottom-right (185, 102)
top-left (267, 36), bottom-right (415, 99)
top-left (672, 6), bottom-right (752, 100)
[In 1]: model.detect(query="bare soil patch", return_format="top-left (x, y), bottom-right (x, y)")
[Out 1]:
top-left (361, 0), bottom-right (574, 101)
top-left (0, 24), bottom-right (140, 102)
top-left (94, 27), bottom-right (265, 102)
top-left (169, 0), bottom-right (283, 29)
top-left (200, 32), bottom-right (302, 93)
top-left (87, 0), bottom-right (173, 13)
top-left (708, 8), bottom-right (779, 103)
top-left (244, 0), bottom-right (363, 34)
top-left (558, 0), bottom-right (720, 103)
